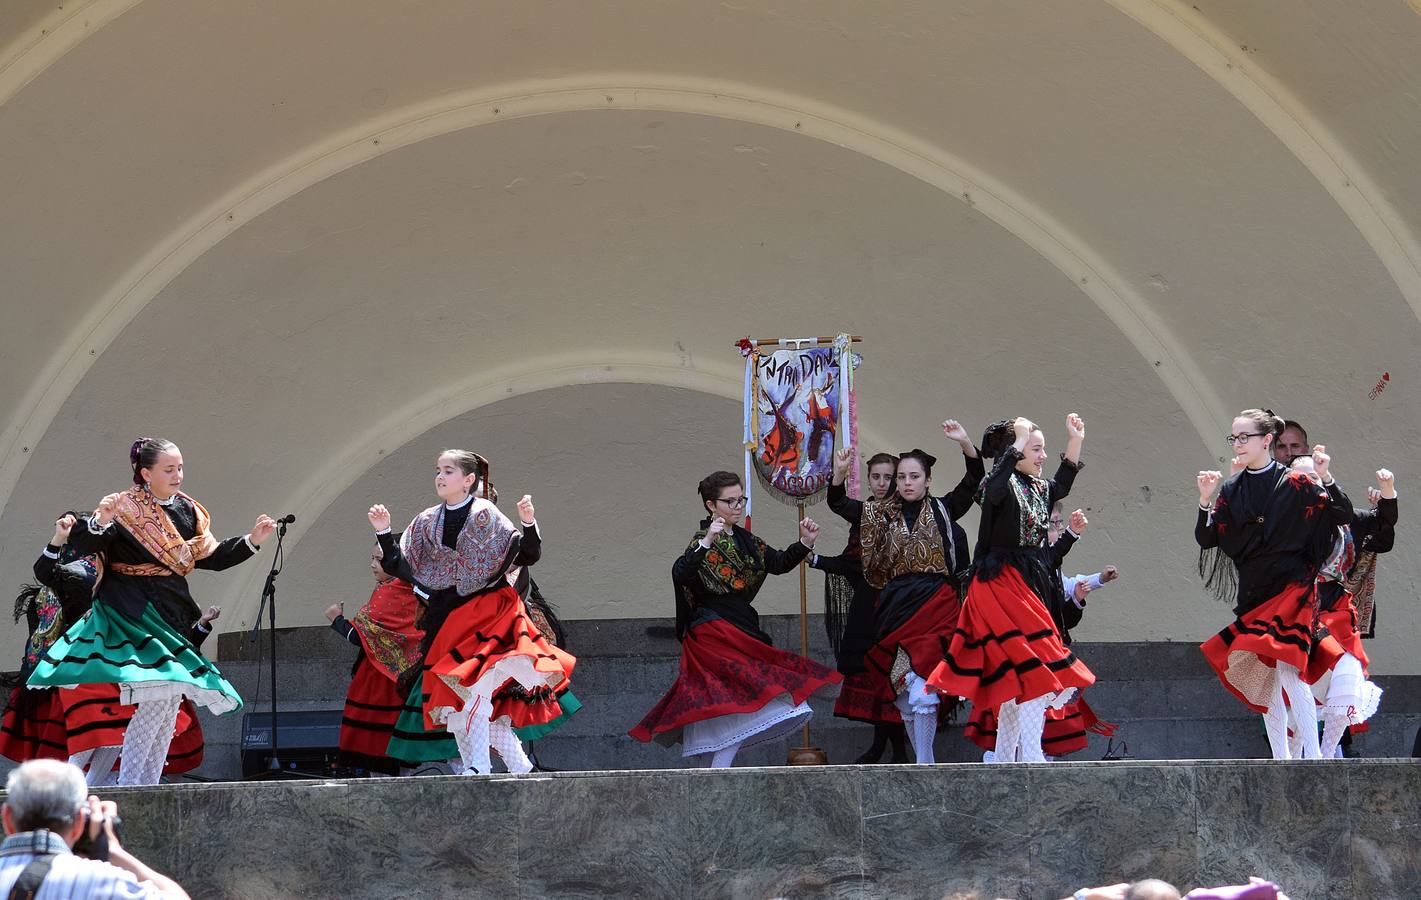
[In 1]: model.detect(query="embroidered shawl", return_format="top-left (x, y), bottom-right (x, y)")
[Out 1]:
top-left (691, 529), bottom-right (768, 597)
top-left (1009, 473), bottom-right (1052, 548)
top-left (111, 486), bottom-right (219, 576)
top-left (350, 579), bottom-right (424, 682)
top-left (860, 496), bottom-right (949, 589)
top-left (400, 498), bottom-right (519, 596)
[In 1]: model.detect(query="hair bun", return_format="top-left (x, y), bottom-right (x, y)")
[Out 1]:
top-left (129, 437), bottom-right (152, 465)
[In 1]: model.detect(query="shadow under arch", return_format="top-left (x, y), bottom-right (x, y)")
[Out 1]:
top-left (0, 74), bottom-right (1232, 519)
top-left (213, 351), bottom-right (899, 622)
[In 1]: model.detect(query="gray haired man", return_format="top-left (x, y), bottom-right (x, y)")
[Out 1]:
top-left (1, 759), bottom-right (188, 899)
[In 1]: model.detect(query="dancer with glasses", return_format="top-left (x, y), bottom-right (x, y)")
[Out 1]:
top-left (1197, 409), bottom-right (1353, 759)
top-left (630, 471), bottom-right (841, 768)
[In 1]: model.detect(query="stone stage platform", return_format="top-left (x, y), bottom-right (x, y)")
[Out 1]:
top-left (23, 758), bottom-right (1418, 900)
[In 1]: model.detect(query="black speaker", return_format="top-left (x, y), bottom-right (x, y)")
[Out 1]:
top-left (240, 709), bottom-right (343, 778)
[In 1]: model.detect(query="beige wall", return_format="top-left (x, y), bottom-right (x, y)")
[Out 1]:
top-left (1, 1), bottom-right (1419, 673)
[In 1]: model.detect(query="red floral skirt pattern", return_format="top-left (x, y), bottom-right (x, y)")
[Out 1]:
top-left (833, 670), bottom-right (901, 724)
top-left (630, 617), bottom-right (841, 745)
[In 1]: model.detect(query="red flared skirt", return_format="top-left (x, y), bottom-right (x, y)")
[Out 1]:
top-left (629, 617), bottom-right (842, 744)
top-left (928, 565), bottom-right (1095, 709)
top-left (423, 584), bottom-right (576, 731)
top-left (833, 670), bottom-right (902, 724)
top-left (339, 655), bottom-right (409, 773)
top-left (1201, 581), bottom-right (1319, 712)
top-left (1305, 593), bottom-right (1369, 683)
top-left (963, 695), bottom-right (1113, 756)
top-left (862, 582), bottom-right (962, 702)
top-left (57, 684), bottom-right (202, 773)
top-left (0, 687), bottom-right (69, 763)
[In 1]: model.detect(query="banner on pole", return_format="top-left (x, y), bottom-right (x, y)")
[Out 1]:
top-left (739, 335), bottom-right (858, 506)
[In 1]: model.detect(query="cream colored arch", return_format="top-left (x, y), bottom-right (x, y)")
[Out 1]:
top-left (0, 0), bottom-right (143, 107)
top-left (214, 352), bottom-right (899, 620)
top-left (1106, 0), bottom-right (1421, 321)
top-left (0, 74), bottom-right (1232, 519)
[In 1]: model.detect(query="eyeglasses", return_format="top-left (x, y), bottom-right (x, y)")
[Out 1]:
top-left (1225, 432), bottom-right (1267, 446)
top-left (715, 496), bottom-right (747, 509)
top-left (1048, 518), bottom-right (1064, 528)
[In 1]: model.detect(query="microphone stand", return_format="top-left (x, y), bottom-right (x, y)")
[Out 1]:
top-left (247, 518), bottom-right (316, 779)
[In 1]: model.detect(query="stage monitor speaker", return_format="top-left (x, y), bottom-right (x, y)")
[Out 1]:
top-left (240, 709), bottom-right (343, 778)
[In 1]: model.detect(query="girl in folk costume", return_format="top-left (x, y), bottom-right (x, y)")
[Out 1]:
top-left (630, 471), bottom-right (841, 768)
top-left (967, 508), bottom-right (1119, 760)
top-left (811, 452), bottom-right (909, 763)
top-left (829, 421), bottom-right (984, 765)
top-left (368, 450), bottom-right (573, 776)
top-left (1296, 462), bottom-right (1396, 758)
top-left (1196, 410), bottom-right (1353, 759)
top-left (326, 543), bottom-right (425, 775)
top-left (28, 438), bottom-right (273, 785)
top-left (928, 415), bottom-right (1095, 764)
top-left (11, 513), bottom-right (212, 785)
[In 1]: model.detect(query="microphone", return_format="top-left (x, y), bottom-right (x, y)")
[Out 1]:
top-left (276, 514), bottom-right (296, 525)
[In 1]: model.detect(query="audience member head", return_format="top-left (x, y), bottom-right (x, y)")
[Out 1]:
top-left (3, 759), bottom-right (88, 845)
top-left (1126, 880), bottom-right (1182, 900)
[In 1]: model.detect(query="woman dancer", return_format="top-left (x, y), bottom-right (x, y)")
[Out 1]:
top-left (1196, 410), bottom-right (1353, 759)
top-left (368, 449), bottom-right (573, 776)
top-left (812, 451), bottom-right (908, 763)
top-left (929, 415), bottom-right (1095, 764)
top-left (829, 420), bottom-right (983, 765)
top-left (630, 471), bottom-right (840, 768)
top-left (1297, 461), bottom-right (1396, 758)
top-left (28, 438), bottom-right (270, 785)
top-left (326, 543), bottom-right (425, 775)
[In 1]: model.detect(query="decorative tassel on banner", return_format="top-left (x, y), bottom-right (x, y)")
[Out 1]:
top-left (738, 337), bottom-right (757, 532)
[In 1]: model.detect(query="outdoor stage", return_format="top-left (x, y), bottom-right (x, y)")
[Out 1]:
top-left (50, 758), bottom-right (1421, 899)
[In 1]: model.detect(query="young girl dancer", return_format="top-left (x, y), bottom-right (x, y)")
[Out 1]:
top-left (368, 450), bottom-right (573, 775)
top-left (929, 415), bottom-right (1095, 764)
top-left (28, 438), bottom-right (270, 784)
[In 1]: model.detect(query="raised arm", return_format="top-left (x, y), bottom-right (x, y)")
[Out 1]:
top-left (33, 514), bottom-right (78, 585)
top-left (1195, 470), bottom-right (1223, 548)
top-left (510, 495), bottom-right (541, 567)
top-left (368, 504), bottom-right (416, 582)
top-left (1311, 446), bottom-right (1354, 529)
top-left (67, 494), bottom-right (124, 557)
top-left (195, 514), bottom-right (274, 572)
top-left (828, 448), bottom-right (864, 523)
top-left (760, 518), bottom-right (817, 575)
